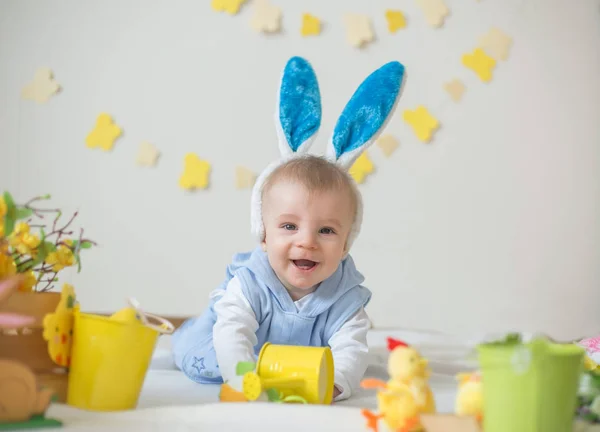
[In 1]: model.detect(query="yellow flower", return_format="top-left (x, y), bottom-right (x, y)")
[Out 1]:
top-left (9, 222), bottom-right (41, 255)
top-left (18, 270), bottom-right (37, 292)
top-left (0, 252), bottom-right (17, 279)
top-left (585, 355), bottom-right (600, 373)
top-left (45, 244), bottom-right (75, 272)
top-left (0, 197), bottom-right (6, 218)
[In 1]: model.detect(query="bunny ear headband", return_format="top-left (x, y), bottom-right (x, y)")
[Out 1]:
top-left (251, 56), bottom-right (406, 252)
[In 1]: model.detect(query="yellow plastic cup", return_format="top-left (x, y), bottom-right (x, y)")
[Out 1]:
top-left (67, 305), bottom-right (172, 411)
top-left (256, 342), bottom-right (334, 405)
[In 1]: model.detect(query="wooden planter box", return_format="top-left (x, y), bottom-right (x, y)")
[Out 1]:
top-left (0, 291), bottom-right (69, 403)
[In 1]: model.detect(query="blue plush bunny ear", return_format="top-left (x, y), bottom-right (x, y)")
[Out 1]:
top-left (275, 57), bottom-right (322, 157)
top-left (325, 61), bottom-right (406, 169)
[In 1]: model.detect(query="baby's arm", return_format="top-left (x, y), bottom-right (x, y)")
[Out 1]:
top-left (328, 307), bottom-right (371, 401)
top-left (212, 276), bottom-right (259, 383)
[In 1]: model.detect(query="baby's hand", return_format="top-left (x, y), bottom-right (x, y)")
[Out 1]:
top-left (331, 386), bottom-right (341, 403)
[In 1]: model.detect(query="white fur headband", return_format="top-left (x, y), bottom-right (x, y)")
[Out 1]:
top-left (251, 56), bottom-right (406, 252)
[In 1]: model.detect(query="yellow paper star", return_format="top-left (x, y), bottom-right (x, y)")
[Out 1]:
top-left (211, 0), bottom-right (246, 15)
top-left (385, 10), bottom-right (407, 33)
top-left (85, 113), bottom-right (122, 152)
top-left (21, 68), bottom-right (61, 103)
top-left (479, 27), bottom-right (512, 61)
top-left (444, 79), bottom-right (466, 102)
top-left (403, 106), bottom-right (439, 143)
top-left (462, 48), bottom-right (496, 83)
top-left (235, 166), bottom-right (256, 189)
top-left (136, 142), bottom-right (160, 167)
top-left (301, 13), bottom-right (321, 37)
top-left (179, 153), bottom-right (211, 190)
top-left (376, 135), bottom-right (399, 157)
top-left (349, 152), bottom-right (374, 184)
top-left (343, 14), bottom-right (374, 48)
top-left (250, 0), bottom-right (282, 33)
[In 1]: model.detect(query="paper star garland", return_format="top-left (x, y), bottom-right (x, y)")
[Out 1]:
top-left (462, 48), bottom-right (496, 83)
top-left (416, 0), bottom-right (450, 28)
top-left (385, 10), bottom-right (407, 33)
top-left (349, 152), bottom-right (374, 184)
top-left (136, 142), bottom-right (160, 167)
top-left (479, 27), bottom-right (513, 61)
top-left (21, 68), bottom-right (61, 103)
top-left (444, 79), bottom-right (466, 102)
top-left (235, 166), bottom-right (256, 189)
top-left (85, 113), bottom-right (122, 152)
top-left (301, 13), bottom-right (321, 37)
top-left (211, 0), bottom-right (246, 15)
top-left (179, 153), bottom-right (211, 190)
top-left (250, 0), bottom-right (282, 33)
top-left (376, 135), bottom-right (399, 157)
top-left (343, 14), bottom-right (374, 48)
top-left (403, 106), bottom-right (440, 143)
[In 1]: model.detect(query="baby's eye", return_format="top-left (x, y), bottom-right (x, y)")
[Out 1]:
top-left (320, 227), bottom-right (336, 235)
top-left (282, 223), bottom-right (296, 231)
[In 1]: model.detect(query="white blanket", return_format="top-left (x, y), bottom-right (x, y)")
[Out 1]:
top-left (45, 329), bottom-right (478, 431)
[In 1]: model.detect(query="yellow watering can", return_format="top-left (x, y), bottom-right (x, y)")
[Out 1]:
top-left (66, 298), bottom-right (174, 411)
top-left (239, 342), bottom-right (335, 405)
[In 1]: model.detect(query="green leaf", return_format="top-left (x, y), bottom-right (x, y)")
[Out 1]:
top-left (3, 192), bottom-right (17, 236)
top-left (266, 388), bottom-right (281, 402)
top-left (80, 241), bottom-right (93, 249)
top-left (3, 191), bottom-right (16, 208)
top-left (15, 208), bottom-right (33, 220)
top-left (2, 217), bottom-right (14, 237)
top-left (235, 361), bottom-right (257, 376)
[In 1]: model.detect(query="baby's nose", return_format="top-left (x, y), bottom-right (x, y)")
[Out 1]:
top-left (297, 230), bottom-right (317, 249)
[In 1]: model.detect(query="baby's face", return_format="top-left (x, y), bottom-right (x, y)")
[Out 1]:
top-left (261, 181), bottom-right (354, 300)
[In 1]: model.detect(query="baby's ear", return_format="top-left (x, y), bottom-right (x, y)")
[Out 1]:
top-left (275, 56), bottom-right (322, 158)
top-left (325, 61), bottom-right (406, 169)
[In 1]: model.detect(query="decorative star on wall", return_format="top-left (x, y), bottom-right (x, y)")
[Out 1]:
top-left (403, 106), bottom-right (440, 143)
top-left (179, 153), bottom-right (211, 190)
top-left (21, 68), bottom-right (61, 103)
top-left (85, 113), bottom-right (122, 152)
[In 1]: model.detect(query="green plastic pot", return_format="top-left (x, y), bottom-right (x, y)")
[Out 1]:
top-left (477, 336), bottom-right (584, 432)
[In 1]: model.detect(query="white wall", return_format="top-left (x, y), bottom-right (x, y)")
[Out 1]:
top-left (1, 0), bottom-right (599, 341)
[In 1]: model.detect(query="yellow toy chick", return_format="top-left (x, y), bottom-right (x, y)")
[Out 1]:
top-left (387, 338), bottom-right (436, 414)
top-left (42, 283), bottom-right (77, 367)
top-left (361, 383), bottom-right (420, 432)
top-left (360, 338), bottom-right (436, 432)
top-left (455, 371), bottom-right (483, 423)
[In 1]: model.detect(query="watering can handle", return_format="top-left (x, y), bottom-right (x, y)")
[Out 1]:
top-left (127, 298), bottom-right (175, 335)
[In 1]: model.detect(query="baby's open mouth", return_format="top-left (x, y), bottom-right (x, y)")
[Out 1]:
top-left (292, 259), bottom-right (318, 271)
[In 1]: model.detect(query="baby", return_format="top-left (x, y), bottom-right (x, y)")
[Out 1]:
top-left (171, 56), bottom-right (405, 401)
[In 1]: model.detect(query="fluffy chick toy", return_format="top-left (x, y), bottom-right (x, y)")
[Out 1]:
top-left (361, 383), bottom-right (421, 432)
top-left (387, 338), bottom-right (436, 414)
top-left (455, 371), bottom-right (483, 423)
top-left (360, 338), bottom-right (436, 432)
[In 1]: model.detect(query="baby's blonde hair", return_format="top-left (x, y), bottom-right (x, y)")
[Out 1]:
top-left (261, 155), bottom-right (359, 220)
